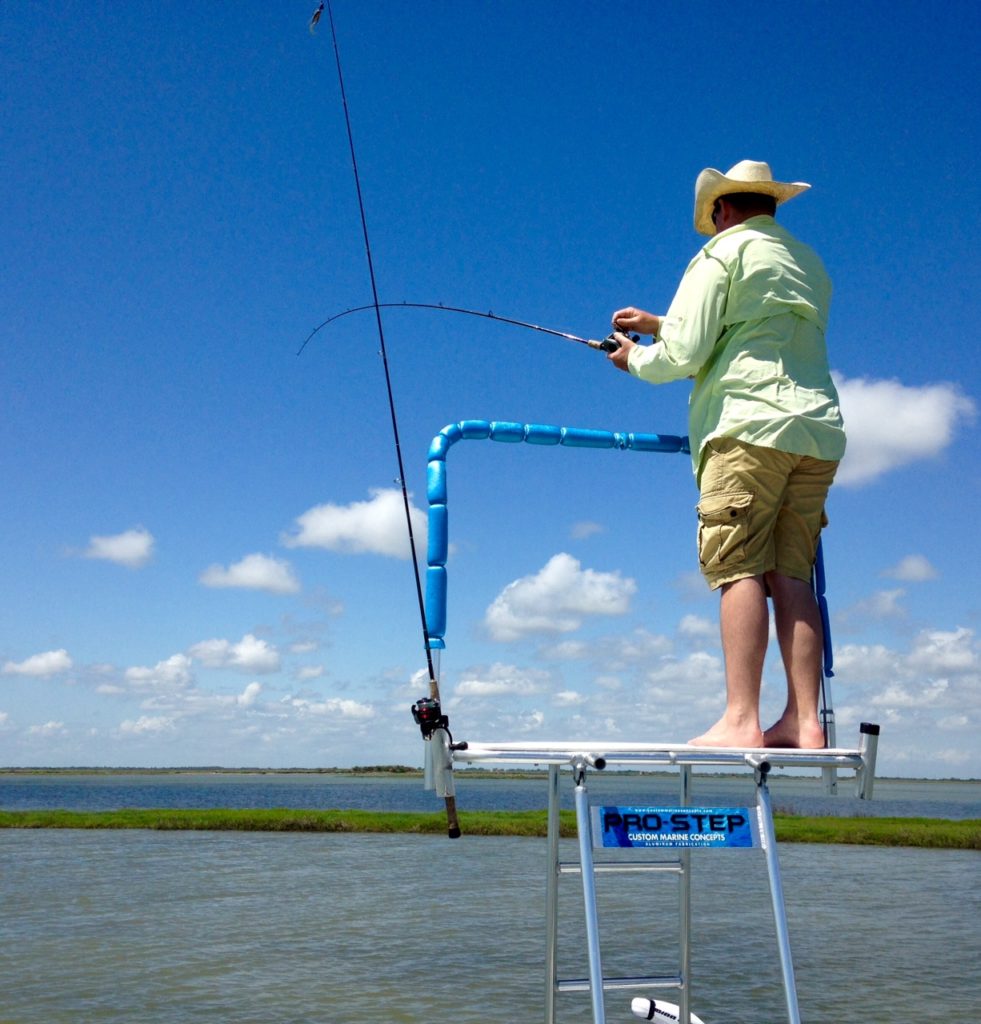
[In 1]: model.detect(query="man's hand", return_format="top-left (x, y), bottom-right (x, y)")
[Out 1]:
top-left (607, 331), bottom-right (635, 372)
top-left (611, 306), bottom-right (660, 336)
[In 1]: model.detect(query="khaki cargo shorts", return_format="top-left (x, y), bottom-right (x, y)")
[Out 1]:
top-left (696, 437), bottom-right (838, 591)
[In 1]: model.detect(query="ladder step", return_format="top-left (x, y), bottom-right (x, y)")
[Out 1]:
top-left (557, 974), bottom-right (683, 993)
top-left (559, 861), bottom-right (684, 875)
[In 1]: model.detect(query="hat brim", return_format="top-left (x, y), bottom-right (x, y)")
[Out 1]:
top-left (694, 168), bottom-right (810, 235)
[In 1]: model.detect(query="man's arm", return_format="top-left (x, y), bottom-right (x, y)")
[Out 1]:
top-left (612, 306), bottom-right (661, 336)
top-left (610, 250), bottom-right (730, 382)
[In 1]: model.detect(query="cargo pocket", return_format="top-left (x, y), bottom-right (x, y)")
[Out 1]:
top-left (696, 491), bottom-right (754, 570)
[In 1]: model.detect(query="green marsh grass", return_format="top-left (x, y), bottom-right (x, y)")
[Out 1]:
top-left (0, 808), bottom-right (976, 849)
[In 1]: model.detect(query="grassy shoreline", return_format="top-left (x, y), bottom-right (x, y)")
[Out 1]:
top-left (2, 767), bottom-right (977, 783)
top-left (0, 808), bottom-right (976, 849)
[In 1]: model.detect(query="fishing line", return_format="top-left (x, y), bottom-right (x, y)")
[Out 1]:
top-left (318, 2), bottom-right (460, 836)
top-left (298, 302), bottom-right (628, 356)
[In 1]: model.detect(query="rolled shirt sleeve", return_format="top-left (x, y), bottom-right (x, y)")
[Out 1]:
top-left (622, 216), bottom-right (845, 476)
top-left (627, 250), bottom-right (730, 383)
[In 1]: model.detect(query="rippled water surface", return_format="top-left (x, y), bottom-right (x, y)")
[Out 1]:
top-left (1, 771), bottom-right (978, 819)
top-left (0, 828), bottom-right (977, 1023)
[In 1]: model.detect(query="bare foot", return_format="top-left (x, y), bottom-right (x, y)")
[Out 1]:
top-left (688, 717), bottom-right (764, 748)
top-left (763, 716), bottom-right (826, 749)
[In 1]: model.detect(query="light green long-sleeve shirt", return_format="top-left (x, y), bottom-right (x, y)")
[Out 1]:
top-left (627, 216), bottom-right (846, 479)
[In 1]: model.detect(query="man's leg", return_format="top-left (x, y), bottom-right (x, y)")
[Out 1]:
top-left (689, 575), bottom-right (768, 747)
top-left (762, 572), bottom-right (826, 749)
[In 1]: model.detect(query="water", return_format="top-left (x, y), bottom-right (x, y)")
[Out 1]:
top-left (1, 771), bottom-right (978, 819)
top-left (0, 830), bottom-right (977, 1023)
top-left (0, 776), bottom-right (978, 1022)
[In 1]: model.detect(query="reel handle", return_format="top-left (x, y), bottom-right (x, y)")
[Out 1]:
top-left (599, 331), bottom-right (640, 353)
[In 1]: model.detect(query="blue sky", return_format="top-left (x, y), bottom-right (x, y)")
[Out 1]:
top-left (2, 1), bottom-right (978, 778)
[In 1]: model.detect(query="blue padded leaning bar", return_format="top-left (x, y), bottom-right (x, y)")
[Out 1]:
top-left (424, 420), bottom-right (689, 649)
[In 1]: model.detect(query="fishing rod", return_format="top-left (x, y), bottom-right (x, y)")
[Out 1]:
top-left (315, 1), bottom-right (465, 837)
top-left (298, 302), bottom-right (633, 356)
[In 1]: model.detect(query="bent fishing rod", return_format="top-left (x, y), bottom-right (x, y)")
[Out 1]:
top-left (298, 302), bottom-right (635, 356)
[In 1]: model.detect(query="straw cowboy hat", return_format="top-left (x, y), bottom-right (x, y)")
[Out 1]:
top-left (694, 160), bottom-right (810, 235)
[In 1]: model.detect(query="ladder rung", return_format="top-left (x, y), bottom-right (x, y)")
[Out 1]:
top-left (557, 974), bottom-right (683, 993)
top-left (559, 861), bottom-right (684, 875)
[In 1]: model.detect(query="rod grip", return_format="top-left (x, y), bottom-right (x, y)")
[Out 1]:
top-left (445, 795), bottom-right (462, 838)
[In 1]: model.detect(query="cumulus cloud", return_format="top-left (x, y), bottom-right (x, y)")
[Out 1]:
top-left (678, 614), bottom-right (717, 643)
top-left (199, 553), bottom-right (300, 594)
top-left (284, 696), bottom-right (374, 719)
top-left (573, 628), bottom-right (674, 672)
top-left (514, 709), bottom-right (545, 732)
top-left (282, 488), bottom-right (426, 559)
top-left (119, 715), bottom-right (175, 735)
top-left (238, 682), bottom-right (262, 707)
top-left (295, 665), bottom-right (325, 681)
top-left (833, 626), bottom-right (978, 732)
top-left (645, 650), bottom-right (724, 691)
top-left (82, 526), bottom-right (155, 568)
top-left (2, 649), bottom-right (73, 678)
top-left (189, 634), bottom-right (281, 674)
top-left (484, 553), bottom-right (636, 641)
top-left (27, 720), bottom-right (67, 738)
top-left (833, 374), bottom-right (975, 486)
top-left (836, 588), bottom-right (907, 626)
top-left (870, 679), bottom-right (949, 709)
top-left (452, 662), bottom-right (551, 700)
top-left (540, 639), bottom-right (590, 660)
top-left (882, 554), bottom-right (939, 582)
top-left (124, 653), bottom-right (193, 690)
top-left (907, 627), bottom-right (977, 673)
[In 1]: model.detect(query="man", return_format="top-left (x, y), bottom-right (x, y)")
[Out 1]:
top-left (609, 160), bottom-right (846, 749)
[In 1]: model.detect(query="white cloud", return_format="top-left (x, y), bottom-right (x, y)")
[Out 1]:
top-left (837, 588), bottom-right (907, 624)
top-left (452, 662), bottom-right (550, 700)
top-left (515, 710), bottom-right (545, 732)
top-left (238, 682), bottom-right (262, 707)
top-left (832, 643), bottom-right (901, 678)
top-left (2, 649), bottom-right (73, 678)
top-left (881, 554), bottom-right (939, 582)
top-left (833, 374), bottom-right (975, 486)
top-left (282, 488), bottom-right (426, 559)
top-left (832, 628), bottom-right (978, 728)
top-left (27, 720), bottom-right (67, 737)
top-left (124, 653), bottom-right (193, 690)
top-left (82, 526), bottom-right (155, 568)
top-left (484, 553), bottom-right (636, 641)
top-left (597, 628), bottom-right (674, 668)
top-left (645, 650), bottom-right (725, 691)
top-left (570, 521), bottom-right (604, 540)
top-left (870, 679), bottom-right (949, 709)
top-left (119, 715), bottom-right (176, 735)
top-left (189, 634), bottom-right (281, 674)
top-left (285, 696), bottom-right (374, 719)
top-left (539, 640), bottom-right (590, 660)
top-left (908, 627), bottom-right (978, 673)
top-left (553, 689), bottom-right (585, 706)
top-left (199, 553), bottom-right (300, 594)
top-left (678, 614), bottom-right (717, 642)
top-left (295, 665), bottom-right (325, 681)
